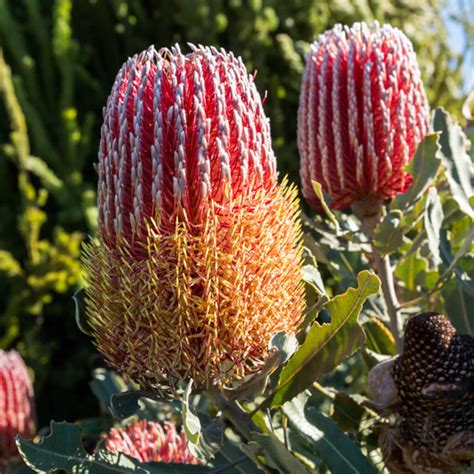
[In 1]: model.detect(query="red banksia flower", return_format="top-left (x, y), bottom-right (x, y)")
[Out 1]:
top-left (84, 44), bottom-right (304, 392)
top-left (298, 22), bottom-right (430, 210)
top-left (0, 351), bottom-right (36, 464)
top-left (103, 420), bottom-right (200, 465)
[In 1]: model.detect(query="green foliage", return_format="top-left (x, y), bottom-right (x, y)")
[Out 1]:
top-left (17, 422), bottom-right (214, 473)
top-left (0, 0), bottom-right (470, 427)
top-left (271, 271), bottom-right (380, 407)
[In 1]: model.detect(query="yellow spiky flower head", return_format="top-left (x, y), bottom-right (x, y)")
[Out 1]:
top-left (83, 44), bottom-right (305, 393)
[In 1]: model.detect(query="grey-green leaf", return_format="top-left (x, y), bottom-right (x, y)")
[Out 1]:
top-left (424, 187), bottom-right (444, 266)
top-left (283, 396), bottom-right (377, 473)
top-left (433, 108), bottom-right (474, 218)
top-left (374, 210), bottom-right (405, 255)
top-left (16, 421), bottom-right (217, 473)
top-left (393, 133), bottom-right (442, 211)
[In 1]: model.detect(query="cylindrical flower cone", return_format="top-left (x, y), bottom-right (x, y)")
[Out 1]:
top-left (0, 350), bottom-right (36, 465)
top-left (103, 420), bottom-right (200, 464)
top-left (298, 22), bottom-right (430, 210)
top-left (83, 44), bottom-right (305, 393)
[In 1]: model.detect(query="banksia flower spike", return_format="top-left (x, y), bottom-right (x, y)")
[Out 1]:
top-left (298, 22), bottom-right (430, 210)
top-left (84, 44), bottom-right (304, 393)
top-left (103, 420), bottom-right (200, 465)
top-left (0, 351), bottom-right (36, 465)
top-left (369, 313), bottom-right (474, 473)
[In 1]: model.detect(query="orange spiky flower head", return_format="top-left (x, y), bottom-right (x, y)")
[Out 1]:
top-left (298, 22), bottom-right (430, 210)
top-left (0, 351), bottom-right (36, 465)
top-left (84, 44), bottom-right (304, 393)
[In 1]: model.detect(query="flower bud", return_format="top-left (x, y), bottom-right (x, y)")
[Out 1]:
top-left (0, 351), bottom-right (36, 465)
top-left (103, 420), bottom-right (200, 464)
top-left (298, 22), bottom-right (430, 210)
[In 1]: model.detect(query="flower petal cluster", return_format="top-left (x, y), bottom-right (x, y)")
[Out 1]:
top-left (298, 22), bottom-right (430, 210)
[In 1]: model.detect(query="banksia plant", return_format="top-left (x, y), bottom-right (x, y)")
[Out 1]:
top-left (83, 44), bottom-right (304, 393)
top-left (369, 313), bottom-right (474, 473)
top-left (0, 351), bottom-right (36, 465)
top-left (103, 420), bottom-right (200, 465)
top-left (298, 22), bottom-right (430, 210)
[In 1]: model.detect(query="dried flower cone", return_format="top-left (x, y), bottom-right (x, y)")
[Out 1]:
top-left (298, 22), bottom-right (430, 210)
top-left (377, 313), bottom-right (474, 473)
top-left (103, 420), bottom-right (200, 464)
top-left (84, 45), bottom-right (305, 392)
top-left (0, 351), bottom-right (36, 465)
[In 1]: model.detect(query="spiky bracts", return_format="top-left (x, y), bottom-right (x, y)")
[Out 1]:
top-left (0, 351), bottom-right (36, 465)
top-left (370, 313), bottom-right (474, 473)
top-left (84, 44), bottom-right (305, 392)
top-left (298, 22), bottom-right (430, 210)
top-left (103, 420), bottom-right (200, 464)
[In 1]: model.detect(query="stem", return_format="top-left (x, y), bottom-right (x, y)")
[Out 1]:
top-left (372, 251), bottom-right (403, 351)
top-left (205, 386), bottom-right (259, 441)
top-left (352, 199), bottom-right (403, 351)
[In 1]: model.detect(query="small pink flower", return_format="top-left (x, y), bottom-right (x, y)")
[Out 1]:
top-left (0, 351), bottom-right (36, 464)
top-left (298, 22), bottom-right (430, 210)
top-left (103, 420), bottom-right (200, 464)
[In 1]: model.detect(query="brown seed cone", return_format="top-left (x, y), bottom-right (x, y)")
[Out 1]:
top-left (392, 313), bottom-right (473, 450)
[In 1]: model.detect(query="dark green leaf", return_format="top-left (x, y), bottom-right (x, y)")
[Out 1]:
top-left (442, 278), bottom-right (474, 335)
top-left (363, 318), bottom-right (396, 356)
top-left (393, 133), bottom-right (442, 211)
top-left (251, 432), bottom-right (310, 474)
top-left (331, 393), bottom-right (367, 432)
top-left (110, 390), bottom-right (160, 420)
top-left (433, 108), bottom-right (474, 218)
top-left (271, 271), bottom-right (380, 407)
top-left (283, 395), bottom-right (377, 473)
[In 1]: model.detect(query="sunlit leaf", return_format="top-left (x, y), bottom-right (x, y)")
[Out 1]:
top-left (271, 271), bottom-right (380, 407)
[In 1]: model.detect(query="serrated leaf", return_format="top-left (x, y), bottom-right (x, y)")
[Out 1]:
top-left (393, 133), bottom-right (442, 211)
top-left (271, 271), bottom-right (380, 407)
top-left (17, 421), bottom-right (218, 473)
top-left (374, 210), bottom-right (405, 255)
top-left (363, 318), bottom-right (396, 356)
top-left (16, 421), bottom-right (143, 473)
top-left (424, 187), bottom-right (444, 266)
top-left (283, 395), bottom-right (377, 473)
top-left (433, 108), bottom-right (474, 218)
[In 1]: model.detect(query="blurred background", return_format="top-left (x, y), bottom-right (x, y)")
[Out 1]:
top-left (0, 0), bottom-right (472, 427)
